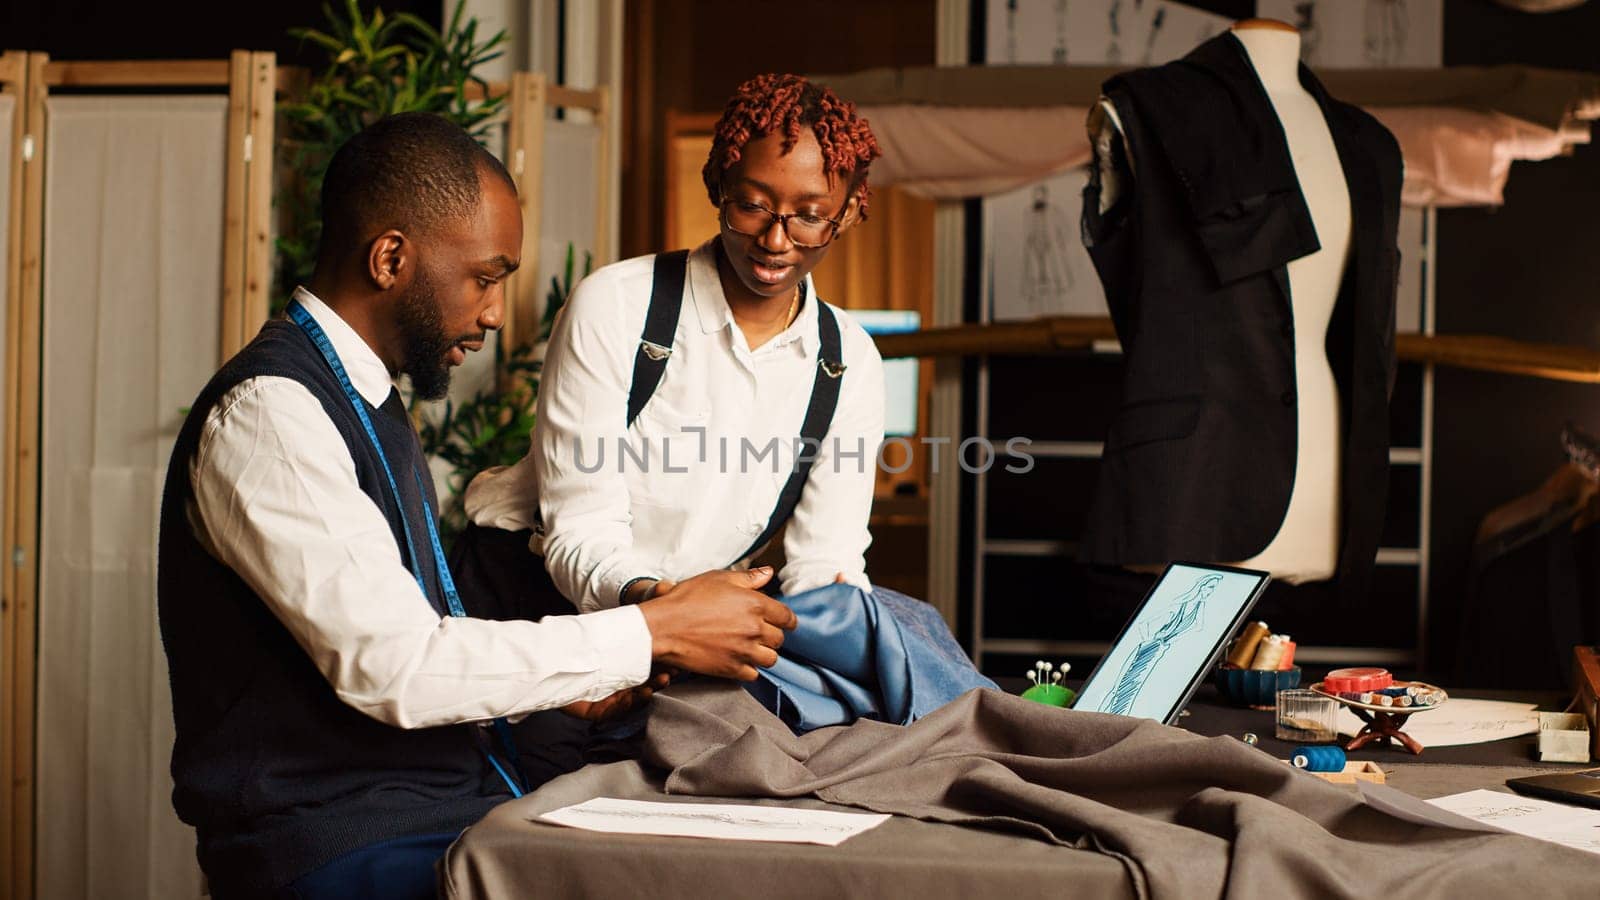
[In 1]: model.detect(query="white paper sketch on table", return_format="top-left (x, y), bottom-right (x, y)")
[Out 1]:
top-left (1336, 698), bottom-right (1537, 747)
top-left (1098, 574), bottom-right (1220, 715)
top-left (1428, 789), bottom-right (1600, 856)
top-left (539, 797), bottom-right (892, 847)
top-left (575, 806), bottom-right (850, 832)
top-left (1455, 803), bottom-right (1544, 820)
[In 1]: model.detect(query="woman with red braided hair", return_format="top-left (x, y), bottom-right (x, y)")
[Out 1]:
top-left (463, 72), bottom-right (993, 747)
top-left (463, 72), bottom-right (888, 640)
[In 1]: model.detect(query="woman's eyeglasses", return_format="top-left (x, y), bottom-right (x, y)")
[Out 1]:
top-left (718, 195), bottom-right (847, 249)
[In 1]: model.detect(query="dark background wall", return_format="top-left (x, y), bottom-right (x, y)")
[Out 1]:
top-left (0, 0), bottom-right (439, 65)
top-left (1430, 1), bottom-right (1600, 676)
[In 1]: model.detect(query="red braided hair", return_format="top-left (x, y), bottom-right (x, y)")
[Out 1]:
top-left (702, 73), bottom-right (882, 219)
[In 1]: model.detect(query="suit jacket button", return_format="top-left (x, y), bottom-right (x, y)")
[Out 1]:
top-left (1281, 390), bottom-right (1296, 407)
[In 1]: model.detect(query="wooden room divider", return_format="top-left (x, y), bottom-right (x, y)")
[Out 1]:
top-left (0, 51), bottom-right (274, 900)
top-left (0, 53), bottom-right (616, 900)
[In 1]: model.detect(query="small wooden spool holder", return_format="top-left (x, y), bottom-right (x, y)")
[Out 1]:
top-left (1343, 707), bottom-right (1424, 754)
top-left (1310, 681), bottom-right (1449, 756)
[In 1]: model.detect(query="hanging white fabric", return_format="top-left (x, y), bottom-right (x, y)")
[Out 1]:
top-left (37, 94), bottom-right (226, 900)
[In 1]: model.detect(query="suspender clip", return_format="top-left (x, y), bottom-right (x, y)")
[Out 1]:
top-left (640, 340), bottom-right (673, 361)
top-left (820, 359), bottom-right (847, 379)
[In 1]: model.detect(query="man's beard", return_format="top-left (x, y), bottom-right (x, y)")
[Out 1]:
top-left (395, 267), bottom-right (456, 401)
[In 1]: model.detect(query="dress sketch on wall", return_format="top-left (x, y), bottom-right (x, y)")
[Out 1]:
top-left (1097, 574), bottom-right (1222, 715)
top-left (1364, 0), bottom-right (1410, 66)
top-left (1263, 0), bottom-right (1437, 68)
top-left (1292, 2), bottom-right (1323, 61)
top-left (1005, 0), bottom-right (1018, 63)
top-left (984, 1), bottom-right (1232, 321)
top-left (1054, 0), bottom-right (1070, 63)
top-left (1139, 7), bottom-right (1167, 64)
top-left (1021, 185), bottom-right (1075, 315)
top-left (1107, 0), bottom-right (1125, 63)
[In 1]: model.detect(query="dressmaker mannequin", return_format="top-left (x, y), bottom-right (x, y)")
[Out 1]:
top-left (1091, 19), bottom-right (1351, 584)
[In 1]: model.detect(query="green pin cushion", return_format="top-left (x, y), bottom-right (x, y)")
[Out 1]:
top-left (1021, 683), bottom-right (1075, 707)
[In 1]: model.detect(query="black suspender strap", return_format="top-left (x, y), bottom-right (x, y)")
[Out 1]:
top-left (731, 298), bottom-right (846, 566)
top-left (537, 249), bottom-right (688, 538)
top-left (626, 249), bottom-right (689, 428)
top-left (617, 251), bottom-right (847, 567)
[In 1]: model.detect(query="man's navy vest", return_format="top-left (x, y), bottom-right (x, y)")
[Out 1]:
top-left (1080, 32), bottom-right (1403, 600)
top-left (157, 319), bottom-right (506, 897)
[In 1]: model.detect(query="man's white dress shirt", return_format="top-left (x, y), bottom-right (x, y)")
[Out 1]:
top-left (465, 240), bottom-right (886, 613)
top-left (187, 288), bottom-right (652, 729)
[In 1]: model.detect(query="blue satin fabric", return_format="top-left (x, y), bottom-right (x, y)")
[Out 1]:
top-left (744, 584), bottom-right (998, 733)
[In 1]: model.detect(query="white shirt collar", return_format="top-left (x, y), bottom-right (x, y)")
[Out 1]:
top-left (291, 286), bottom-right (396, 407)
top-left (687, 240), bottom-right (819, 356)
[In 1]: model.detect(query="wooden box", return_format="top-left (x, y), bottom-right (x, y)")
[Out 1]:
top-left (1537, 712), bottom-right (1591, 763)
top-left (1282, 760), bottom-right (1387, 784)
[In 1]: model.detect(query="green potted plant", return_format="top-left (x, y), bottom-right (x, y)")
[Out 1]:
top-left (276, 0), bottom-right (508, 301)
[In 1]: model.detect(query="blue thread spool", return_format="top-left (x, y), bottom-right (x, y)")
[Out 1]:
top-left (1292, 746), bottom-right (1347, 772)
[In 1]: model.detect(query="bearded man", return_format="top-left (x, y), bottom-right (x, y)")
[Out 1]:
top-left (156, 113), bottom-right (795, 900)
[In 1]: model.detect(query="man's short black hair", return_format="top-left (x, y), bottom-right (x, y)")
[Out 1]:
top-left (317, 112), bottom-right (516, 262)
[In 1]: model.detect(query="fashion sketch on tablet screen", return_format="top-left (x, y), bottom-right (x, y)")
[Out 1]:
top-left (1097, 574), bottom-right (1221, 715)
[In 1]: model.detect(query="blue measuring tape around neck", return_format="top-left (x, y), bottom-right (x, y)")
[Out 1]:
top-left (286, 298), bottom-right (526, 798)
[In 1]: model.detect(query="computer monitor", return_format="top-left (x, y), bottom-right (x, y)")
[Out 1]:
top-left (851, 310), bottom-right (920, 437)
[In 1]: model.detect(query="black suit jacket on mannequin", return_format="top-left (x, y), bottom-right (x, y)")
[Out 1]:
top-left (1080, 33), bottom-right (1403, 599)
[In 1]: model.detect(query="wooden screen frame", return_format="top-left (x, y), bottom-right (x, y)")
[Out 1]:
top-left (500, 74), bottom-right (614, 353)
top-left (662, 110), bottom-right (719, 252)
top-left (0, 53), bottom-right (272, 900)
top-left (0, 49), bottom-right (41, 900)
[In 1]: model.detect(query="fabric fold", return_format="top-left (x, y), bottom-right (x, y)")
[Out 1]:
top-left (746, 584), bottom-right (997, 733)
top-left (645, 681), bottom-right (1599, 900)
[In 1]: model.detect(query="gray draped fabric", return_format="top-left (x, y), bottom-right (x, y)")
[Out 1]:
top-left (36, 95), bottom-right (225, 900)
top-left (637, 682), bottom-right (1595, 900)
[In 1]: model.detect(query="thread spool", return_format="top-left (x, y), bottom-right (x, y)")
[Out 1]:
top-left (1226, 621), bottom-right (1271, 668)
top-left (1277, 640), bottom-right (1297, 670)
top-left (1291, 746), bottom-right (1347, 773)
top-left (1251, 634), bottom-right (1290, 671)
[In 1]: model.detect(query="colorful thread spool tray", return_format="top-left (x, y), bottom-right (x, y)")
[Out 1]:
top-left (1309, 680), bottom-right (1449, 755)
